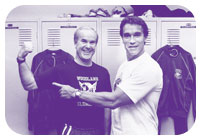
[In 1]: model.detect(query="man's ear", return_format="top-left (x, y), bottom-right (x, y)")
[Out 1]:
top-left (144, 37), bottom-right (147, 45)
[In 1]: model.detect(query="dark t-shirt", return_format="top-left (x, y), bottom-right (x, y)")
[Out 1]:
top-left (35, 60), bottom-right (112, 129)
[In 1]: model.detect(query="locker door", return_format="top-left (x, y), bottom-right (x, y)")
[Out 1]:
top-left (161, 21), bottom-right (196, 58)
top-left (41, 21), bottom-right (97, 62)
top-left (5, 21), bottom-right (38, 134)
top-left (160, 21), bottom-right (196, 135)
top-left (101, 20), bottom-right (157, 85)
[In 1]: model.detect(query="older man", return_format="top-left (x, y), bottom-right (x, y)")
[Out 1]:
top-left (17, 26), bottom-right (112, 135)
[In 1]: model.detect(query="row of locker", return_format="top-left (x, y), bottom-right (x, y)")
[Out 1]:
top-left (5, 17), bottom-right (196, 134)
top-left (6, 18), bottom-right (196, 84)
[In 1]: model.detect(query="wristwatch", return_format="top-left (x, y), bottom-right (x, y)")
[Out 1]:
top-left (74, 91), bottom-right (82, 98)
top-left (17, 57), bottom-right (25, 64)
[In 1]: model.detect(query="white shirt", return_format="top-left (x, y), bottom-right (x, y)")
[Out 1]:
top-left (111, 52), bottom-right (163, 135)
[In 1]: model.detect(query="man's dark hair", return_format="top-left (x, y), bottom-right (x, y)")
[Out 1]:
top-left (120, 16), bottom-right (149, 38)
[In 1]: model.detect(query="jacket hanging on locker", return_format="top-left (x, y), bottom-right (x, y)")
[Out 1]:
top-left (27, 49), bottom-right (73, 134)
top-left (152, 45), bottom-right (196, 134)
top-left (152, 45), bottom-right (196, 120)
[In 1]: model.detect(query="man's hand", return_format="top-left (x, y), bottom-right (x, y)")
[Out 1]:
top-left (17, 42), bottom-right (33, 59)
top-left (52, 82), bottom-right (78, 99)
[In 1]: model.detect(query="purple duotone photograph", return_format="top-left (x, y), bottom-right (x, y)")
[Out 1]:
top-left (5, 5), bottom-right (196, 135)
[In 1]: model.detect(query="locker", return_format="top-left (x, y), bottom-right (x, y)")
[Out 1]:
top-left (161, 21), bottom-right (196, 58)
top-left (41, 20), bottom-right (98, 62)
top-left (100, 18), bottom-right (157, 85)
top-left (159, 19), bottom-right (196, 135)
top-left (5, 21), bottom-right (38, 134)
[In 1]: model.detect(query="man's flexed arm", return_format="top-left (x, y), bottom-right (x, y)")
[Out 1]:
top-left (17, 42), bottom-right (38, 91)
top-left (52, 82), bottom-right (134, 109)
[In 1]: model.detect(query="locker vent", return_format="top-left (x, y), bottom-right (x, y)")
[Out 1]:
top-left (18, 28), bottom-right (32, 46)
top-left (145, 29), bottom-right (151, 46)
top-left (107, 29), bottom-right (121, 46)
top-left (167, 29), bottom-right (180, 45)
top-left (47, 28), bottom-right (61, 47)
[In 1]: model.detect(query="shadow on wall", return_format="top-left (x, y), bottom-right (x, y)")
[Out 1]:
top-left (131, 5), bottom-right (193, 17)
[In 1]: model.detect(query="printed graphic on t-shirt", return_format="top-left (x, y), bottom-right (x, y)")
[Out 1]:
top-left (79, 81), bottom-right (97, 92)
top-left (76, 76), bottom-right (99, 106)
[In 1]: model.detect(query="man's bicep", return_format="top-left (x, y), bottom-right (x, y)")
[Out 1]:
top-left (114, 87), bottom-right (134, 107)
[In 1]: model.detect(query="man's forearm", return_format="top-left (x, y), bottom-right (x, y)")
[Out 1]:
top-left (76, 87), bottom-right (133, 109)
top-left (78, 91), bottom-right (117, 109)
top-left (53, 83), bottom-right (133, 108)
top-left (18, 62), bottom-right (38, 91)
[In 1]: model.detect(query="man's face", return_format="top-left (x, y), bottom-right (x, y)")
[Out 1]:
top-left (75, 29), bottom-right (97, 63)
top-left (122, 23), bottom-right (146, 60)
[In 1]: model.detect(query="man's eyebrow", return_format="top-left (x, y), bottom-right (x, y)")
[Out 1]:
top-left (123, 32), bottom-right (142, 35)
top-left (81, 39), bottom-right (87, 42)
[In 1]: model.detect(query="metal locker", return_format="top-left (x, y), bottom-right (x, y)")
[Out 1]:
top-left (5, 21), bottom-right (38, 134)
top-left (159, 19), bottom-right (196, 135)
top-left (161, 20), bottom-right (196, 58)
top-left (41, 20), bottom-right (98, 62)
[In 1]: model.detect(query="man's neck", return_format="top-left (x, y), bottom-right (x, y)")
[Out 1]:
top-left (74, 56), bottom-right (92, 67)
top-left (127, 51), bottom-right (145, 61)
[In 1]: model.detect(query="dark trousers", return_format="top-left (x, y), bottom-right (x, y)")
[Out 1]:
top-left (158, 116), bottom-right (188, 135)
top-left (173, 116), bottom-right (188, 135)
top-left (61, 124), bottom-right (104, 135)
